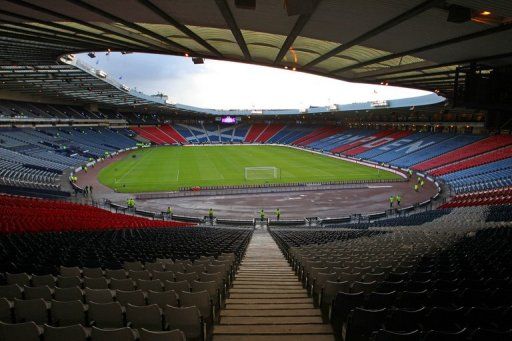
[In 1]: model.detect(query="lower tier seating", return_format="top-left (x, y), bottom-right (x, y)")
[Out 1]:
top-left (440, 188), bottom-right (512, 208)
top-left (0, 195), bottom-right (192, 233)
top-left (0, 226), bottom-right (252, 340)
top-left (271, 222), bottom-right (512, 341)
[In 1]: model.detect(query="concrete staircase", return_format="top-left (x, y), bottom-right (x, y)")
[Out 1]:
top-left (213, 229), bottom-right (334, 340)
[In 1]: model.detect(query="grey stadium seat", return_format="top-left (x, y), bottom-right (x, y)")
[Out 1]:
top-left (164, 306), bottom-right (202, 340)
top-left (90, 326), bottom-right (136, 341)
top-left (50, 300), bottom-right (86, 326)
top-left (126, 303), bottom-right (163, 331)
top-left (139, 328), bottom-right (186, 341)
top-left (88, 302), bottom-right (124, 328)
top-left (0, 321), bottom-right (42, 341)
top-left (43, 324), bottom-right (88, 341)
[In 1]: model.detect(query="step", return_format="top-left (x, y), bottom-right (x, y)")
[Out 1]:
top-left (234, 279), bottom-right (299, 284)
top-left (230, 288), bottom-right (305, 294)
top-left (213, 324), bottom-right (333, 335)
top-left (221, 309), bottom-right (321, 317)
top-left (226, 303), bottom-right (315, 310)
top-left (220, 316), bottom-right (324, 325)
top-left (213, 231), bottom-right (333, 341)
top-left (229, 293), bottom-right (308, 299)
top-left (226, 298), bottom-right (313, 304)
top-left (236, 274), bottom-right (295, 278)
top-left (212, 335), bottom-right (335, 341)
top-left (231, 283), bottom-right (304, 290)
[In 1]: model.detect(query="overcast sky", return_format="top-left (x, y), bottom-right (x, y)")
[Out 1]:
top-left (78, 52), bottom-right (430, 110)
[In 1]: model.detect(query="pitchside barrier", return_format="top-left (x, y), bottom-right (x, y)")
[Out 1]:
top-left (268, 219), bottom-right (306, 226)
top-left (137, 182), bottom-right (377, 200)
top-left (178, 177), bottom-right (404, 192)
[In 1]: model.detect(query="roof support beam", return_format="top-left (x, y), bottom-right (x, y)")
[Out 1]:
top-left (379, 70), bottom-right (462, 81)
top-left (273, 0), bottom-right (320, 65)
top-left (214, 0), bottom-right (252, 61)
top-left (65, 0), bottom-right (190, 53)
top-left (331, 22), bottom-right (512, 75)
top-left (0, 9), bottom-right (134, 50)
top-left (0, 21), bottom-right (109, 50)
top-left (302, 0), bottom-right (444, 69)
top-left (391, 75), bottom-right (458, 84)
top-left (5, 0), bottom-right (169, 53)
top-left (0, 29), bottom-right (86, 50)
top-left (137, 0), bottom-right (223, 57)
top-left (356, 51), bottom-right (512, 80)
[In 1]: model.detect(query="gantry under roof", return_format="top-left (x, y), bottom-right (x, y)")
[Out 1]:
top-left (0, 0), bottom-right (511, 104)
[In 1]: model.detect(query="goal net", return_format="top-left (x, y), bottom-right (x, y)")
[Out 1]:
top-left (244, 167), bottom-right (280, 180)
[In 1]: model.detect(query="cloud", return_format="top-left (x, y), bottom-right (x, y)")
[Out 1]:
top-left (79, 52), bottom-right (431, 109)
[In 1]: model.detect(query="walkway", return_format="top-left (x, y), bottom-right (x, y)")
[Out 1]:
top-left (213, 229), bottom-right (334, 340)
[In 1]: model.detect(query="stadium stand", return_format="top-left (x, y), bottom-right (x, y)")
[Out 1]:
top-left (413, 135), bottom-right (512, 172)
top-left (131, 126), bottom-right (173, 145)
top-left (253, 124), bottom-right (285, 143)
top-left (266, 125), bottom-right (313, 144)
top-left (391, 134), bottom-right (484, 168)
top-left (293, 126), bottom-right (344, 146)
top-left (440, 188), bottom-right (512, 208)
top-left (0, 195), bottom-right (191, 233)
top-left (431, 145), bottom-right (512, 177)
top-left (372, 133), bottom-right (453, 164)
top-left (0, 126), bottom-right (136, 191)
top-left (345, 130), bottom-right (413, 156)
top-left (271, 209), bottom-right (512, 340)
top-left (159, 125), bottom-right (187, 144)
top-left (244, 123), bottom-right (268, 143)
top-left (331, 130), bottom-right (394, 154)
top-left (0, 219), bottom-right (251, 340)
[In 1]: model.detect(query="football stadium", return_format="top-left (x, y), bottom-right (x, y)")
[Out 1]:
top-left (0, 1), bottom-right (512, 340)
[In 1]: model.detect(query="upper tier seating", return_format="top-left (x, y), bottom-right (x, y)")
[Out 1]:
top-left (0, 195), bottom-right (192, 234)
top-left (0, 100), bottom-right (117, 120)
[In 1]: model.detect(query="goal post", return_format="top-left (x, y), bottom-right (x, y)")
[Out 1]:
top-left (244, 167), bottom-right (280, 180)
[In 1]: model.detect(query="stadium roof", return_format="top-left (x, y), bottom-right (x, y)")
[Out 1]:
top-left (0, 0), bottom-right (511, 102)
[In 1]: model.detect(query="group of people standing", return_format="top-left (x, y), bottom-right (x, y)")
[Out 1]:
top-left (389, 194), bottom-right (401, 208)
top-left (259, 208), bottom-right (281, 221)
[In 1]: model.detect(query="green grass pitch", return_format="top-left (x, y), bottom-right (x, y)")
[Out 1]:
top-left (98, 145), bottom-right (400, 193)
